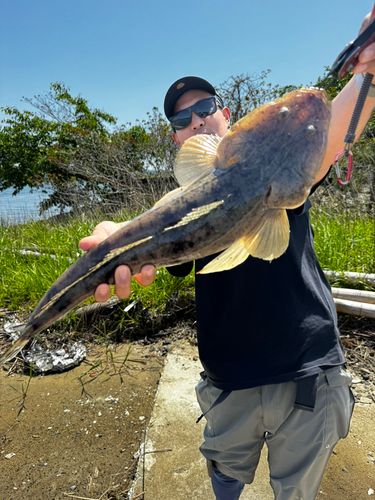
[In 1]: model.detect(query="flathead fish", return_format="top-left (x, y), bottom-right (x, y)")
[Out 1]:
top-left (0, 88), bottom-right (331, 364)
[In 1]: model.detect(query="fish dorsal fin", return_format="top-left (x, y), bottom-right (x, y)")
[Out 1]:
top-left (197, 239), bottom-right (249, 274)
top-left (174, 134), bottom-right (221, 187)
top-left (153, 186), bottom-right (185, 207)
top-left (243, 208), bottom-right (290, 261)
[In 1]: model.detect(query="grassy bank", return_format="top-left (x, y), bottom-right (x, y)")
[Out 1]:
top-left (0, 212), bottom-right (195, 313)
top-left (0, 208), bottom-right (374, 322)
top-left (311, 210), bottom-right (375, 275)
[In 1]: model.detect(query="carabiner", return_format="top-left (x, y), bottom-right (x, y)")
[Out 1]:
top-left (334, 148), bottom-right (353, 186)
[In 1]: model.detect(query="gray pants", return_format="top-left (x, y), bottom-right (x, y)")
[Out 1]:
top-left (196, 366), bottom-right (354, 500)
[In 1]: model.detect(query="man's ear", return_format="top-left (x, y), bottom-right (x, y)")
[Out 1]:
top-left (173, 133), bottom-right (181, 147)
top-left (222, 107), bottom-right (231, 127)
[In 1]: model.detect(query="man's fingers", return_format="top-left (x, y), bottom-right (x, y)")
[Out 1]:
top-left (353, 42), bottom-right (375, 78)
top-left (114, 265), bottom-right (132, 299)
top-left (134, 265), bottom-right (156, 287)
top-left (353, 12), bottom-right (375, 76)
top-left (80, 219), bottom-right (154, 300)
top-left (94, 283), bottom-right (111, 303)
top-left (79, 222), bottom-right (119, 252)
top-left (79, 234), bottom-right (104, 252)
top-left (93, 265), bottom-right (154, 302)
top-left (92, 266), bottom-right (132, 302)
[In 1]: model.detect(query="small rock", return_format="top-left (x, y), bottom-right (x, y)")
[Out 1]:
top-left (368, 488), bottom-right (374, 496)
top-left (5, 453), bottom-right (15, 460)
top-left (70, 485), bottom-right (77, 491)
top-left (105, 396), bottom-right (118, 403)
top-left (360, 397), bottom-right (372, 404)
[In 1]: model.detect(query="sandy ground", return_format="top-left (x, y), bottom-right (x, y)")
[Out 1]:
top-left (0, 339), bottom-right (374, 500)
top-left (317, 405), bottom-right (375, 499)
top-left (0, 343), bottom-right (164, 500)
top-left (130, 343), bottom-right (375, 500)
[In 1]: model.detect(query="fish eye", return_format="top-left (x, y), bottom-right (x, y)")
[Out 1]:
top-left (305, 125), bottom-right (317, 137)
top-left (278, 107), bottom-right (290, 119)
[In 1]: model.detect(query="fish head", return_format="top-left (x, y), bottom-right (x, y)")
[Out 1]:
top-left (217, 87), bottom-right (331, 208)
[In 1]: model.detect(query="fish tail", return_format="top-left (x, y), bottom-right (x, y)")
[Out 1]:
top-left (0, 336), bottom-right (30, 365)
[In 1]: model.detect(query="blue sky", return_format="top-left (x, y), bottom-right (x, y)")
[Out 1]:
top-left (0, 0), bottom-right (372, 128)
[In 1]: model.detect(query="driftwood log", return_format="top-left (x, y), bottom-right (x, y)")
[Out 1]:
top-left (333, 297), bottom-right (375, 319)
top-left (323, 271), bottom-right (375, 318)
top-left (324, 270), bottom-right (375, 287)
top-left (331, 287), bottom-right (375, 304)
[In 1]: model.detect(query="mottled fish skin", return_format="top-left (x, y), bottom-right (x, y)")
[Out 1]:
top-left (0, 88), bottom-right (331, 364)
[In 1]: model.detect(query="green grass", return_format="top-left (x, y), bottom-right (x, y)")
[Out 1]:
top-left (0, 212), bottom-right (195, 315)
top-left (1, 209), bottom-right (374, 316)
top-left (311, 210), bottom-right (375, 274)
top-left (0, 216), bottom-right (95, 310)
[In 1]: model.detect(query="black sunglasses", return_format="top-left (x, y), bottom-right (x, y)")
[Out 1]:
top-left (169, 96), bottom-right (223, 131)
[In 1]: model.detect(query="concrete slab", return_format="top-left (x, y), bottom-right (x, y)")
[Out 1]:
top-left (131, 343), bottom-right (273, 500)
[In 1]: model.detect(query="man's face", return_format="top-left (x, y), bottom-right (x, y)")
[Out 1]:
top-left (172, 89), bottom-right (230, 147)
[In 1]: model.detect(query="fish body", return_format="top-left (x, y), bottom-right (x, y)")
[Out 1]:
top-left (0, 88), bottom-right (331, 364)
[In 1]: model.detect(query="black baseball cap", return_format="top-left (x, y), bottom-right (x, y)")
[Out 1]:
top-left (164, 76), bottom-right (223, 119)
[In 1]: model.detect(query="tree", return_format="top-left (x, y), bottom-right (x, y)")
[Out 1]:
top-left (5, 71), bottom-right (374, 218)
top-left (217, 70), bottom-right (295, 124)
top-left (0, 109), bottom-right (58, 194)
top-left (45, 108), bottom-right (178, 215)
top-left (1, 83), bottom-right (176, 214)
top-left (0, 83), bottom-right (116, 198)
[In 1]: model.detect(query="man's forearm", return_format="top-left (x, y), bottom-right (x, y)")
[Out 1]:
top-left (316, 76), bottom-right (375, 182)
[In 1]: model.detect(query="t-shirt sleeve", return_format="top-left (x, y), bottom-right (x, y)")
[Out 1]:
top-left (166, 262), bottom-right (194, 277)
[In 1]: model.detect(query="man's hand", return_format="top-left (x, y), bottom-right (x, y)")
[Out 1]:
top-left (315, 9), bottom-right (375, 183)
top-left (354, 10), bottom-right (375, 78)
top-left (79, 221), bottom-right (155, 303)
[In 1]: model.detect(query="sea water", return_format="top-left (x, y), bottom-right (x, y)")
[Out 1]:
top-left (0, 187), bottom-right (52, 224)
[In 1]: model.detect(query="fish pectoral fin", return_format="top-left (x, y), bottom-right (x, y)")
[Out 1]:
top-left (174, 134), bottom-right (221, 187)
top-left (267, 176), bottom-right (312, 210)
top-left (243, 209), bottom-right (290, 261)
top-left (197, 239), bottom-right (250, 274)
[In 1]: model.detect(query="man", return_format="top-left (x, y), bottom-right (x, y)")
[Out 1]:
top-left (79, 12), bottom-right (375, 500)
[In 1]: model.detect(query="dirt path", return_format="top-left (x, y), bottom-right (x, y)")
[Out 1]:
top-left (0, 343), bottom-right (164, 500)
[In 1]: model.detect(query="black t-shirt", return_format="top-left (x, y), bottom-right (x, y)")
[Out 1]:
top-left (167, 178), bottom-right (345, 390)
